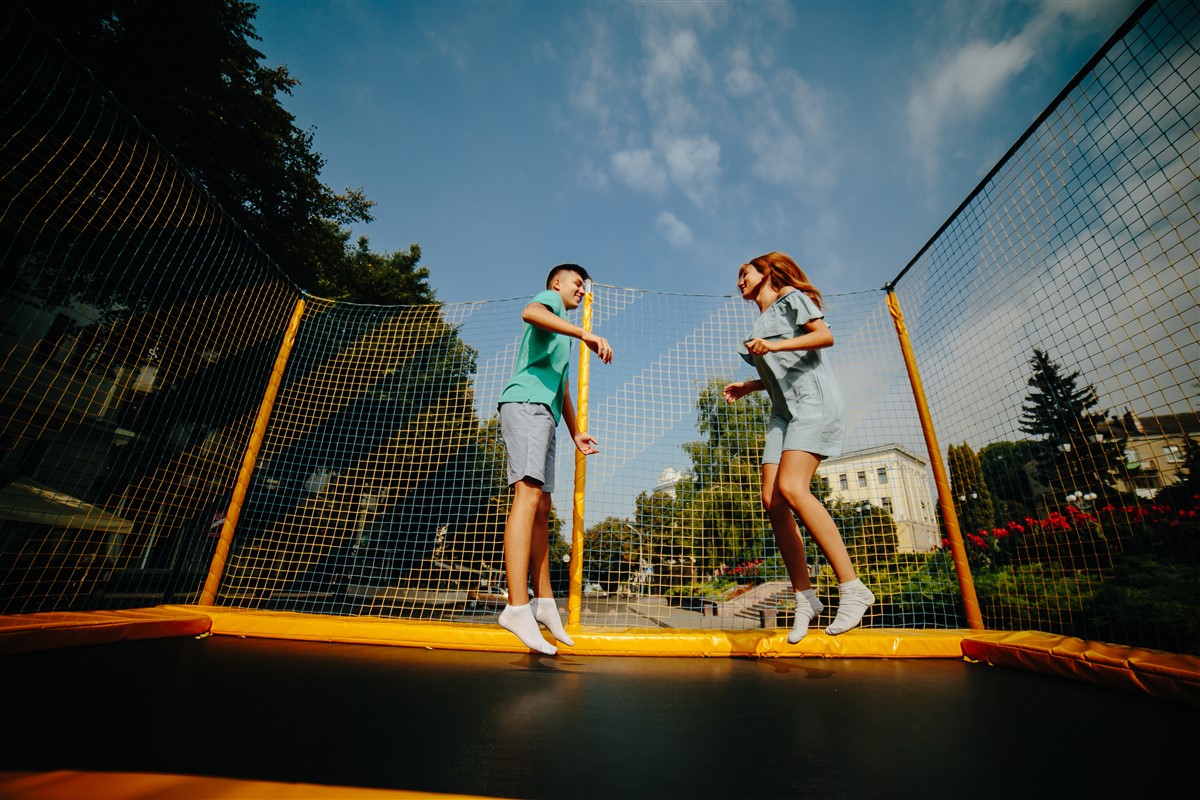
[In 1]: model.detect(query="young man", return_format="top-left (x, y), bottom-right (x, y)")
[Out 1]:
top-left (496, 264), bottom-right (613, 654)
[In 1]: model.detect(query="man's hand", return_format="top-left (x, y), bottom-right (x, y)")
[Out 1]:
top-left (573, 430), bottom-right (600, 455)
top-left (582, 332), bottom-right (613, 364)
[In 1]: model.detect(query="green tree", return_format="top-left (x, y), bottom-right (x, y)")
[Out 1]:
top-left (1019, 349), bottom-right (1125, 504)
top-left (830, 500), bottom-right (898, 571)
top-left (679, 379), bottom-right (772, 570)
top-left (947, 442), bottom-right (996, 534)
top-left (682, 379), bottom-right (770, 489)
top-left (314, 228), bottom-right (434, 305)
top-left (632, 489), bottom-right (681, 567)
top-left (979, 440), bottom-right (1039, 521)
top-left (29, 1), bottom-right (396, 296)
top-left (582, 516), bottom-right (636, 592)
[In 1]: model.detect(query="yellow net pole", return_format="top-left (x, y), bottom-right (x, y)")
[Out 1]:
top-left (567, 288), bottom-right (594, 628)
top-left (200, 296), bottom-right (307, 606)
top-left (885, 291), bottom-right (983, 630)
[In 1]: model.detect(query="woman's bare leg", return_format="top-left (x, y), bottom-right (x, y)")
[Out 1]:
top-left (774, 451), bottom-right (856, 582)
top-left (775, 450), bottom-right (874, 635)
top-left (763, 463), bottom-right (824, 643)
top-left (762, 463), bottom-right (813, 591)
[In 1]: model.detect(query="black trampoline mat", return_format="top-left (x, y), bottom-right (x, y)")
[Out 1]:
top-left (1, 635), bottom-right (1191, 799)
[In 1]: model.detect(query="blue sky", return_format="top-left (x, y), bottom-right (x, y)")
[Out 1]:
top-left (252, 0), bottom-right (1139, 304)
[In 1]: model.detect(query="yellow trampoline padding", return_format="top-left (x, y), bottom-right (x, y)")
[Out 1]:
top-left (0, 607), bottom-right (211, 654)
top-left (0, 770), bottom-right (495, 800)
top-left (6, 607), bottom-right (1198, 705)
top-left (166, 604), bottom-right (967, 658)
top-left (962, 630), bottom-right (1200, 707)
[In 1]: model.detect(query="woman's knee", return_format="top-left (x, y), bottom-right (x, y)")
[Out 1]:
top-left (760, 486), bottom-right (778, 514)
top-left (765, 491), bottom-right (795, 520)
top-left (777, 480), bottom-right (813, 509)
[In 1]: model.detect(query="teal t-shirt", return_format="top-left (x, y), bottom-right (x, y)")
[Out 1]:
top-left (498, 289), bottom-right (571, 423)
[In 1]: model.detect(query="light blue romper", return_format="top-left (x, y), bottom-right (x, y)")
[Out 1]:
top-left (739, 290), bottom-right (846, 463)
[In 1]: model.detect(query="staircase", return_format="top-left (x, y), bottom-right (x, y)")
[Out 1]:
top-left (706, 579), bottom-right (792, 625)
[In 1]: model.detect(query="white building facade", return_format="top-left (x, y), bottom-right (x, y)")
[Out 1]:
top-left (816, 444), bottom-right (940, 552)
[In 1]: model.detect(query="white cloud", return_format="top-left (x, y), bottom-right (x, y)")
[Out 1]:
top-left (744, 72), bottom-right (831, 188)
top-left (644, 28), bottom-right (704, 91)
top-left (640, 28), bottom-right (712, 131)
top-left (656, 210), bottom-right (694, 248)
top-left (907, 36), bottom-right (1035, 176)
top-left (724, 44), bottom-right (763, 97)
top-left (901, 0), bottom-right (1123, 181)
top-left (660, 133), bottom-right (720, 203)
top-left (571, 42), bottom-right (615, 128)
top-left (612, 148), bottom-right (668, 194)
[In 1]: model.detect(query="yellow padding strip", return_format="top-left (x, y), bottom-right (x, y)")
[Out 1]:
top-left (0, 770), bottom-right (493, 800)
top-left (166, 605), bottom-right (968, 658)
top-left (0, 608), bottom-right (211, 654)
top-left (962, 631), bottom-right (1200, 706)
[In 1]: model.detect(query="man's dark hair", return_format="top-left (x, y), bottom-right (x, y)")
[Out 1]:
top-left (546, 263), bottom-right (590, 288)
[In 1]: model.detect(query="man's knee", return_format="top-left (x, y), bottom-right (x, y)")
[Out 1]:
top-left (512, 478), bottom-right (544, 506)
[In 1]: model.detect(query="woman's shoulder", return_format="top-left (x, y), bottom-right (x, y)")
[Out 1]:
top-left (776, 288), bottom-right (822, 319)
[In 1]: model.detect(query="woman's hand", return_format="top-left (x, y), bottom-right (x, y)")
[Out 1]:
top-left (723, 381), bottom-right (753, 403)
top-left (744, 337), bottom-right (775, 356)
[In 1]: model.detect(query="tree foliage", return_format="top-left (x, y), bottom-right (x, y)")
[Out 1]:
top-left (683, 379), bottom-right (770, 490)
top-left (979, 440), bottom-right (1039, 521)
top-left (1019, 349), bottom-right (1124, 502)
top-left (582, 516), bottom-right (637, 591)
top-left (633, 489), bottom-right (684, 562)
top-left (829, 499), bottom-right (898, 571)
top-left (947, 442), bottom-right (996, 534)
top-left (30, 1), bottom-right (432, 304)
top-left (314, 228), bottom-right (434, 305)
top-left (679, 379), bottom-right (772, 569)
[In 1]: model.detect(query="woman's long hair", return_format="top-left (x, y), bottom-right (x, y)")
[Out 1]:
top-left (746, 251), bottom-right (823, 309)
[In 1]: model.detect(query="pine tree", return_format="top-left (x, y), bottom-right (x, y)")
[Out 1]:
top-left (979, 440), bottom-right (1040, 520)
top-left (1019, 349), bottom-right (1124, 504)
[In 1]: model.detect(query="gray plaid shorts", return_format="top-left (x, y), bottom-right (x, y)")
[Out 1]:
top-left (499, 402), bottom-right (556, 493)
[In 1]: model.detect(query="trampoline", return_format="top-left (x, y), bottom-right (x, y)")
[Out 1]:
top-left (2, 3), bottom-right (1198, 797)
top-left (0, 628), bottom-right (1193, 800)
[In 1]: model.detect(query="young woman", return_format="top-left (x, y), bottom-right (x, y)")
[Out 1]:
top-left (723, 251), bottom-right (874, 643)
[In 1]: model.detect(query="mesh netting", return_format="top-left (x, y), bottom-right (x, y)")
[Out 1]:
top-left (1, 1), bottom-right (1196, 653)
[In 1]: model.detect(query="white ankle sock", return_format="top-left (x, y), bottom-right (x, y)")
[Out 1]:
top-left (532, 597), bottom-right (574, 646)
top-left (825, 579), bottom-right (875, 636)
top-left (800, 588), bottom-right (824, 616)
top-left (499, 603), bottom-right (557, 654)
top-left (788, 592), bottom-right (821, 644)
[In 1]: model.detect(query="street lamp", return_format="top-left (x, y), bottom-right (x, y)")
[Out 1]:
top-left (624, 524), bottom-right (650, 597)
top-left (1065, 491), bottom-right (1097, 508)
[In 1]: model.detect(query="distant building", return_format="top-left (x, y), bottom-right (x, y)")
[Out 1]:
top-left (653, 466), bottom-right (690, 498)
top-left (1101, 410), bottom-right (1199, 499)
top-left (816, 444), bottom-right (939, 552)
